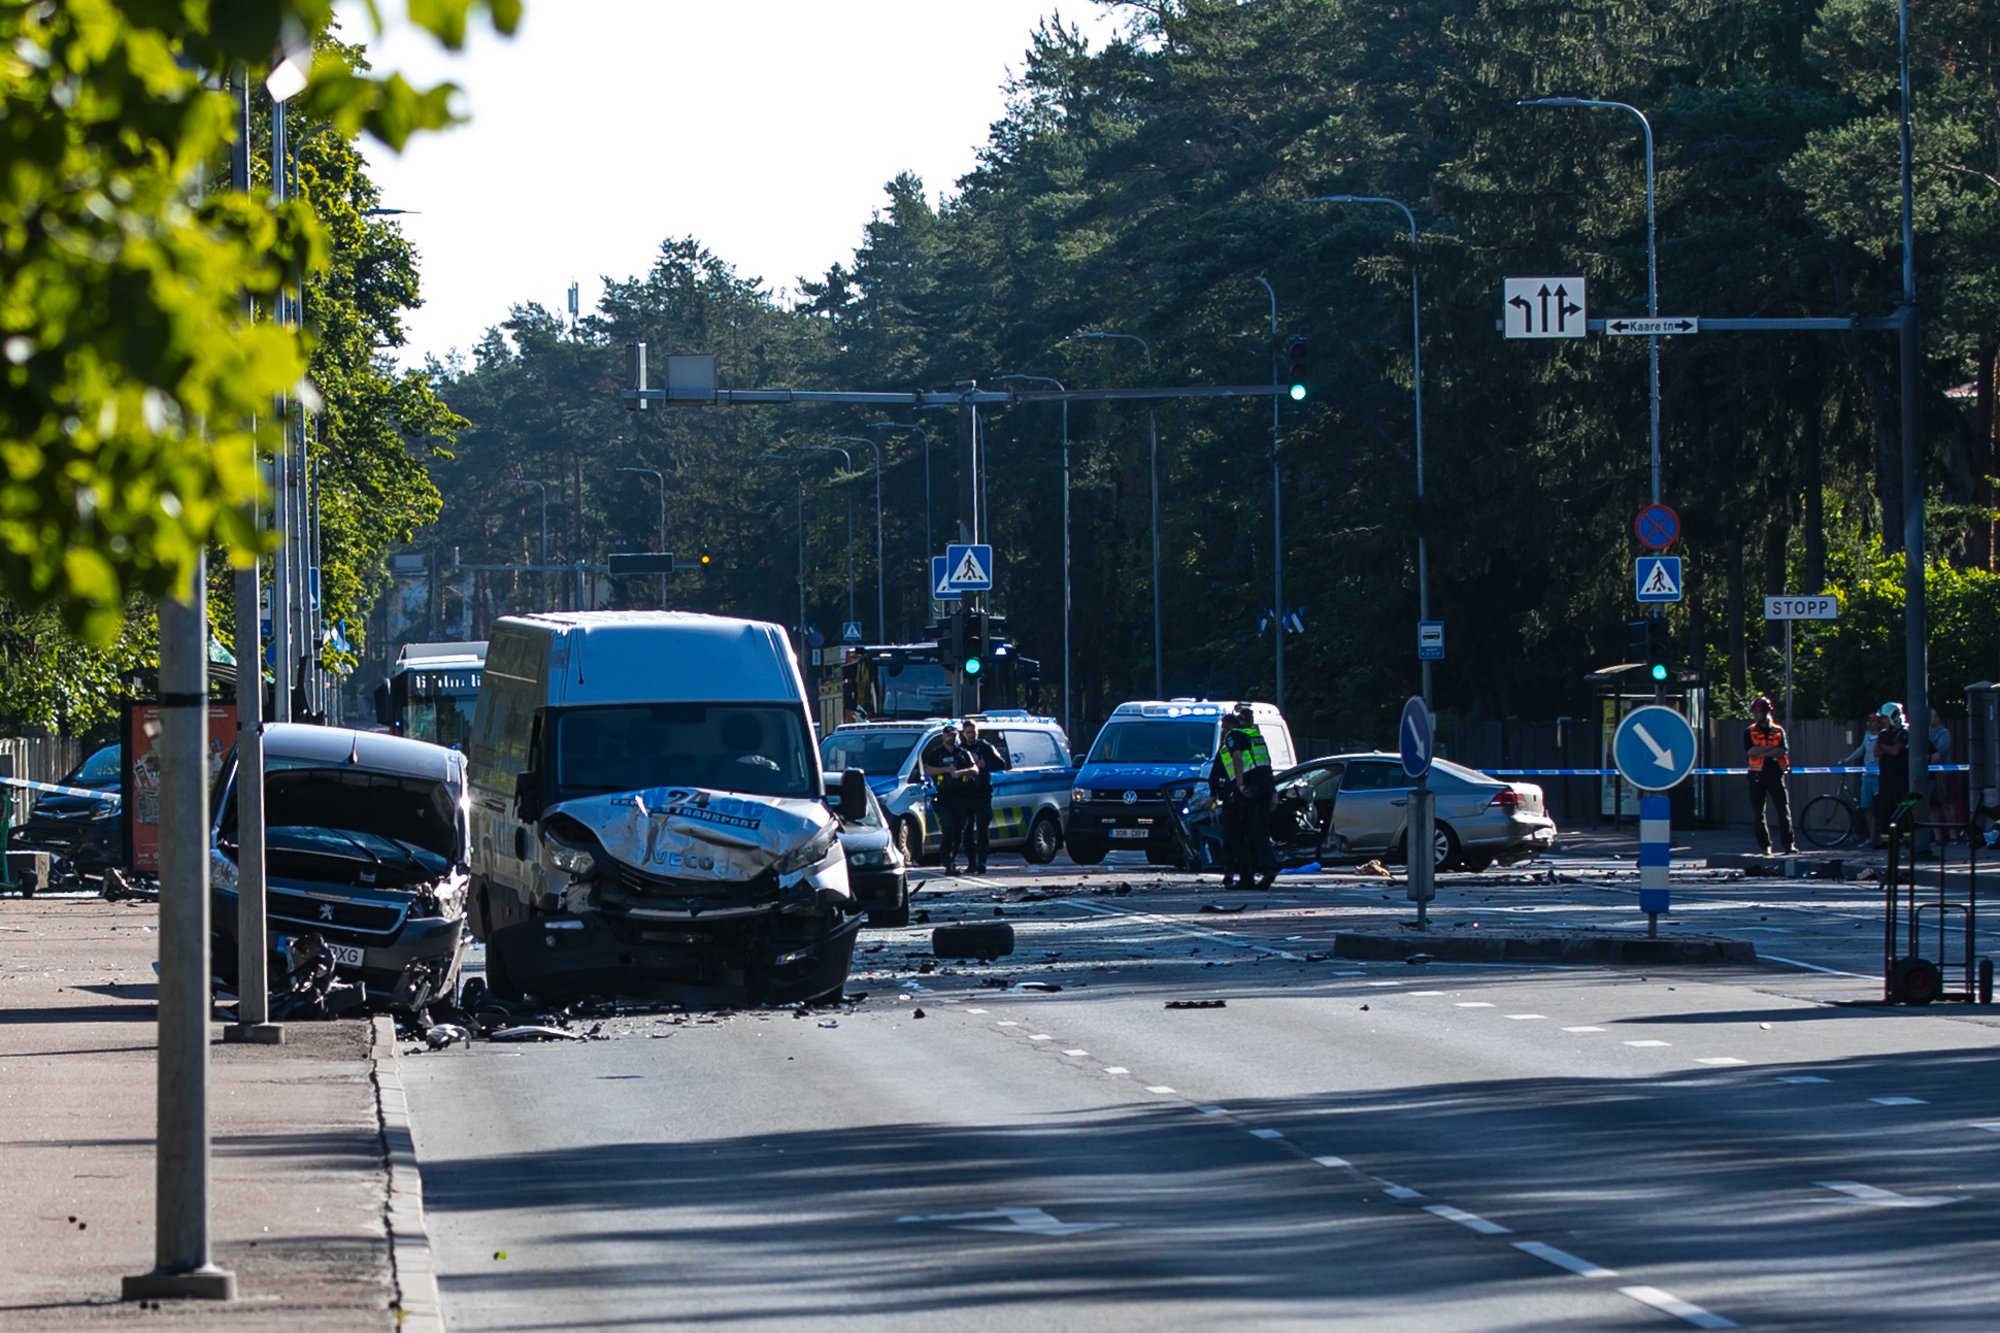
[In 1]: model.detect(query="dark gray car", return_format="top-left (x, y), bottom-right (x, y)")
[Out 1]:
top-left (209, 724), bottom-right (472, 1011)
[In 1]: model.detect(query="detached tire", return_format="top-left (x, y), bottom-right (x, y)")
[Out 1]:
top-left (932, 922), bottom-right (1015, 960)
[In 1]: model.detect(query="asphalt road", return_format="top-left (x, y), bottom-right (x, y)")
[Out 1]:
top-left (399, 851), bottom-right (2000, 1331)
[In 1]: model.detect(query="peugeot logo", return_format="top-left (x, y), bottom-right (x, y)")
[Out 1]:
top-left (318, 903), bottom-right (335, 922)
top-left (1122, 790), bottom-right (1138, 805)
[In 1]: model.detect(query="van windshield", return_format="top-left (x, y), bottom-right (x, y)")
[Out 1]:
top-left (552, 703), bottom-right (815, 800)
top-left (1086, 719), bottom-right (1219, 765)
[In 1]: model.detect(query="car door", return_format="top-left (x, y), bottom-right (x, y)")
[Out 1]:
top-left (1270, 762), bottom-right (1342, 858)
top-left (1334, 760), bottom-right (1417, 854)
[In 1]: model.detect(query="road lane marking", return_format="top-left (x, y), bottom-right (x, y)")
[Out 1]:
top-left (1066, 898), bottom-right (1305, 960)
top-left (1382, 1185), bottom-right (1424, 1200)
top-left (898, 1206), bottom-right (1120, 1236)
top-left (1696, 1057), bottom-right (1748, 1066)
top-left (1102, 1066), bottom-right (1129, 1075)
top-left (1624, 1039), bottom-right (1672, 1048)
top-left (1248, 1128), bottom-right (1284, 1140)
top-left (1563, 1025), bottom-right (1606, 1033)
top-left (1513, 1241), bottom-right (1617, 1277)
top-left (996, 1020), bottom-right (1020, 1027)
top-left (1815, 1180), bottom-right (1967, 1208)
top-left (1145, 1085), bottom-right (1176, 1094)
top-left (1760, 953), bottom-right (1877, 979)
top-left (964, 1008), bottom-right (988, 1014)
top-left (1505, 1013), bottom-right (1547, 1020)
top-left (1425, 1205), bottom-right (1510, 1235)
top-left (1312, 1155), bottom-right (1350, 1169)
top-left (1196, 1105), bottom-right (1227, 1115)
top-left (1028, 1034), bottom-right (1053, 1042)
top-left (1973, 1122), bottom-right (2000, 1133)
top-left (1409, 990), bottom-right (1445, 996)
top-left (1619, 1284), bottom-right (1736, 1328)
top-left (1869, 1095), bottom-right (1926, 1105)
top-left (1778, 1075), bottom-right (1831, 1084)
top-left (1063, 1049), bottom-right (1090, 1056)
top-left (1456, 1002), bottom-right (1495, 1008)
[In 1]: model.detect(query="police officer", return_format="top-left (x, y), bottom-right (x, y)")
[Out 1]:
top-left (958, 719), bottom-right (1011, 874)
top-left (923, 724), bottom-right (978, 874)
top-left (1744, 695), bottom-right (1797, 855)
top-left (1222, 704), bottom-right (1278, 889)
top-left (1208, 747), bottom-right (1245, 887)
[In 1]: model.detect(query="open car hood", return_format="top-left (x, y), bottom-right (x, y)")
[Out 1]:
top-left (547, 786), bottom-right (834, 882)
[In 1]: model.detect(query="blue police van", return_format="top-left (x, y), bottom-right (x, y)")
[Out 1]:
top-left (818, 713), bottom-right (1076, 867)
top-left (1065, 700), bottom-right (1295, 866)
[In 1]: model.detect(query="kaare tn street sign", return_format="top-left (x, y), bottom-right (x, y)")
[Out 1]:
top-left (1606, 317), bottom-right (1700, 336)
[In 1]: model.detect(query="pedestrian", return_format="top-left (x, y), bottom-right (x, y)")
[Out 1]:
top-left (958, 719), bottom-right (1010, 875)
top-left (1222, 703), bottom-right (1278, 889)
top-left (1928, 707), bottom-right (1961, 833)
top-left (1744, 695), bottom-right (1797, 855)
top-left (1208, 747), bottom-right (1245, 888)
top-left (922, 723), bottom-right (977, 874)
top-left (1838, 711), bottom-right (1883, 845)
top-left (1873, 701), bottom-right (1913, 847)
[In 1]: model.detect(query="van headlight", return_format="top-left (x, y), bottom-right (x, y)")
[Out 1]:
top-left (774, 824), bottom-right (840, 877)
top-left (1071, 787), bottom-right (1090, 804)
top-left (540, 828), bottom-right (599, 880)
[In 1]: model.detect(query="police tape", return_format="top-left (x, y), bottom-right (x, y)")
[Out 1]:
top-left (0, 775), bottom-right (121, 804)
top-left (1480, 765), bottom-right (1970, 778)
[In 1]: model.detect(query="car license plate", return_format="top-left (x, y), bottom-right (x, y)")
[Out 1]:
top-left (327, 942), bottom-right (365, 968)
top-left (1109, 828), bottom-right (1150, 840)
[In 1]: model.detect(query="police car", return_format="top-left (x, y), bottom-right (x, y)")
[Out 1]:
top-left (818, 713), bottom-right (1077, 866)
top-left (1066, 700), bottom-right (1295, 866)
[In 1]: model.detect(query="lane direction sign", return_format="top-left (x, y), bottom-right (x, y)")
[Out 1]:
top-left (943, 543), bottom-right (993, 592)
top-left (1612, 705), bottom-right (1697, 790)
top-left (1502, 277), bottom-right (1587, 338)
top-left (930, 555), bottom-right (962, 602)
top-left (1634, 503), bottom-right (1681, 551)
top-left (1606, 317), bottom-right (1700, 336)
top-left (1399, 695), bottom-right (1435, 779)
top-left (1635, 556), bottom-right (1683, 603)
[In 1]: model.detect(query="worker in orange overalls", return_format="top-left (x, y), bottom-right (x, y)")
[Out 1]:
top-left (1745, 695), bottom-right (1797, 855)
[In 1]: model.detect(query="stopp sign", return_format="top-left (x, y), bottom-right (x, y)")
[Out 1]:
top-left (1635, 504), bottom-right (1681, 551)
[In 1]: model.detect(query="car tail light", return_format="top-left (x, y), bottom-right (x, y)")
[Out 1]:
top-left (1487, 790), bottom-right (1523, 812)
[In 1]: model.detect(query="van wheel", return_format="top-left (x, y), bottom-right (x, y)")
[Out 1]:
top-left (1023, 813), bottom-right (1061, 865)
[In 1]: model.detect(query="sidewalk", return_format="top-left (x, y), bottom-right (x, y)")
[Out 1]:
top-left (0, 893), bottom-right (410, 1330)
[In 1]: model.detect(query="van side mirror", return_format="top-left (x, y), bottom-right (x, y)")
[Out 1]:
top-left (513, 770), bottom-right (542, 822)
top-left (840, 769), bottom-right (868, 820)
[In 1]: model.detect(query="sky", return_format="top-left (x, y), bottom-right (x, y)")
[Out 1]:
top-left (337, 1), bottom-right (1125, 368)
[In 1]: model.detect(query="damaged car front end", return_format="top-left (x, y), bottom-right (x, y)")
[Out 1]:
top-left (210, 725), bottom-right (473, 1015)
top-left (484, 773), bottom-right (864, 1008)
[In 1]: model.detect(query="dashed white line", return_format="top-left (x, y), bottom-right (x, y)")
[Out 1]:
top-left (963, 1008), bottom-right (988, 1014)
top-left (1102, 1066), bottom-right (1129, 1075)
top-left (1382, 1185), bottom-right (1424, 1200)
top-left (1144, 1085), bottom-right (1176, 1095)
top-left (1409, 990), bottom-right (1445, 996)
top-left (1870, 1095), bottom-right (1927, 1105)
top-left (1028, 1034), bottom-right (1053, 1042)
top-left (1624, 1039), bottom-right (1672, 1048)
top-left (1248, 1128), bottom-right (1285, 1140)
top-left (1696, 1057), bottom-right (1748, 1066)
top-left (1365, 980), bottom-right (1404, 988)
top-left (1619, 1284), bottom-right (1736, 1328)
top-left (1196, 1105), bottom-right (1227, 1115)
top-left (1778, 1075), bottom-right (1831, 1084)
top-left (1425, 1204), bottom-right (1510, 1235)
top-left (1456, 1002), bottom-right (1496, 1009)
top-left (1563, 1025), bottom-right (1606, 1033)
top-left (1973, 1122), bottom-right (2000, 1133)
top-left (995, 1020), bottom-right (1020, 1027)
top-left (1513, 1241), bottom-right (1617, 1278)
top-left (1816, 1179), bottom-right (1967, 1208)
top-left (1062, 1048), bottom-right (1090, 1057)
top-left (1505, 1013), bottom-right (1547, 1021)
top-left (1312, 1155), bottom-right (1350, 1169)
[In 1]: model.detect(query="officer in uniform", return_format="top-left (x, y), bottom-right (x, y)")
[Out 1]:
top-left (1744, 695), bottom-right (1797, 855)
top-left (1208, 747), bottom-right (1245, 887)
top-left (957, 720), bottom-right (1011, 875)
top-left (1222, 704), bottom-right (1278, 889)
top-left (922, 724), bottom-right (978, 874)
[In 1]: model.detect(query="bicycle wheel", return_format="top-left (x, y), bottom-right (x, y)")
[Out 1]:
top-left (1800, 794), bottom-right (1856, 848)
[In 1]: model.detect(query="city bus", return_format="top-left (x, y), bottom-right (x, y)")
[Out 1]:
top-left (374, 640), bottom-right (486, 747)
top-left (839, 640), bottom-right (1040, 722)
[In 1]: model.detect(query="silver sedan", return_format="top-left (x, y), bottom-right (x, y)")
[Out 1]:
top-left (1267, 753), bottom-right (1557, 872)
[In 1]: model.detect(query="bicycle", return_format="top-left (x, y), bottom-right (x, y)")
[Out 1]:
top-left (1799, 778), bottom-right (1865, 848)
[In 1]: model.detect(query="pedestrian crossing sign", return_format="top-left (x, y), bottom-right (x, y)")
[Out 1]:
top-left (1635, 556), bottom-right (1683, 603)
top-left (943, 543), bottom-right (994, 592)
top-left (930, 555), bottom-right (962, 602)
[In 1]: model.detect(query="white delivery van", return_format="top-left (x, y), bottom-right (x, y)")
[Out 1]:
top-left (465, 611), bottom-right (862, 1007)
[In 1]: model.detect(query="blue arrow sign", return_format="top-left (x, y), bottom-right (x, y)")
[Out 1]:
top-left (1399, 695), bottom-right (1435, 779)
top-left (943, 543), bottom-right (993, 592)
top-left (1612, 705), bottom-right (1697, 790)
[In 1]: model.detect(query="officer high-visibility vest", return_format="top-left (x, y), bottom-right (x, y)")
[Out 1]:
top-left (1221, 725), bottom-right (1271, 780)
top-left (1747, 723), bottom-right (1788, 774)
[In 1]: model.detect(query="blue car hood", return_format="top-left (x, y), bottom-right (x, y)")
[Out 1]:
top-left (1076, 761), bottom-right (1208, 790)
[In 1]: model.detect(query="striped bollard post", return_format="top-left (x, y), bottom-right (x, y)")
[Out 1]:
top-left (1638, 794), bottom-right (1670, 937)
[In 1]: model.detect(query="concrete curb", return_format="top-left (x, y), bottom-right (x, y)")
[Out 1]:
top-left (1331, 931), bottom-right (1758, 966)
top-left (371, 1015), bottom-right (444, 1333)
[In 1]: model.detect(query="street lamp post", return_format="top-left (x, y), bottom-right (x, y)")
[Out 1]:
top-left (997, 374), bottom-right (1070, 734)
top-left (868, 421), bottom-right (934, 572)
top-left (1237, 278), bottom-right (1286, 711)
top-left (615, 466), bottom-right (667, 607)
top-left (1305, 197), bottom-right (1432, 705)
top-left (1518, 97), bottom-right (1659, 506)
top-left (1061, 331), bottom-right (1163, 698)
top-left (509, 480), bottom-right (549, 608)
top-left (828, 436), bottom-right (885, 643)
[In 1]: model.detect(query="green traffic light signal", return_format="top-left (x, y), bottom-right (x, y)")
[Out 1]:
top-left (1286, 335), bottom-right (1310, 401)
top-left (1649, 662), bottom-right (1669, 682)
top-left (1288, 383), bottom-right (1306, 402)
top-left (964, 655), bottom-right (983, 677)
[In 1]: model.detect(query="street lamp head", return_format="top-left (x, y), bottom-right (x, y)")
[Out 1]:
top-left (1518, 96), bottom-right (1589, 107)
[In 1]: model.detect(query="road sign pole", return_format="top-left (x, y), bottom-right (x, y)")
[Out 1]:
top-left (1638, 794), bottom-right (1671, 937)
top-left (1784, 619), bottom-right (1794, 737)
top-left (1409, 780), bottom-right (1434, 926)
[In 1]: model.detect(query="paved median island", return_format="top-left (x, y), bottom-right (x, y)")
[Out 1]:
top-left (0, 894), bottom-right (405, 1330)
top-left (1329, 927), bottom-right (1758, 966)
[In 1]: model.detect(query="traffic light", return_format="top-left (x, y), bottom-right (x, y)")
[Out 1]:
top-left (1633, 616), bottom-right (1671, 682)
top-left (962, 611), bottom-right (985, 677)
top-left (1286, 335), bottom-right (1310, 401)
top-left (942, 611), bottom-right (964, 671)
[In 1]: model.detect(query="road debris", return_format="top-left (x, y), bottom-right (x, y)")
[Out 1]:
top-left (489, 1024), bottom-right (587, 1042)
top-left (1164, 999), bottom-right (1226, 1009)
